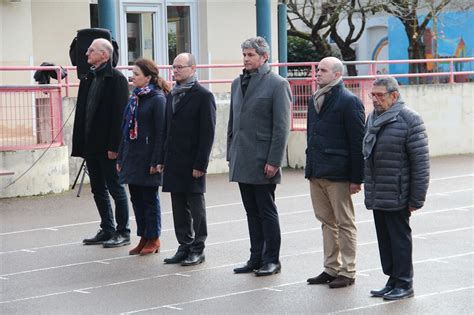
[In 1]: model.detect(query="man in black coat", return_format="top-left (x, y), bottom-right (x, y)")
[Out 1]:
top-left (305, 57), bottom-right (365, 288)
top-left (71, 38), bottom-right (130, 248)
top-left (364, 76), bottom-right (429, 300)
top-left (158, 53), bottom-right (216, 266)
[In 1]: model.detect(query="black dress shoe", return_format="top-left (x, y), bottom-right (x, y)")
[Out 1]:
top-left (370, 285), bottom-right (394, 297)
top-left (164, 251), bottom-right (188, 264)
top-left (383, 287), bottom-right (414, 300)
top-left (307, 271), bottom-right (337, 285)
top-left (254, 262), bottom-right (281, 276)
top-left (103, 234), bottom-right (131, 248)
top-left (233, 261), bottom-right (263, 274)
top-left (83, 230), bottom-right (113, 245)
top-left (328, 275), bottom-right (355, 288)
top-left (181, 252), bottom-right (205, 266)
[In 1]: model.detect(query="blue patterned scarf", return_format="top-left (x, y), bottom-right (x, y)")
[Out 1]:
top-left (125, 85), bottom-right (152, 140)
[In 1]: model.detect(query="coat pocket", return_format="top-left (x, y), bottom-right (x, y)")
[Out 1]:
top-left (324, 148), bottom-right (349, 156)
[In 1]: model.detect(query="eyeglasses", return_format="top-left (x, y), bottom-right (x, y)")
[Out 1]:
top-left (172, 65), bottom-right (192, 70)
top-left (368, 92), bottom-right (390, 100)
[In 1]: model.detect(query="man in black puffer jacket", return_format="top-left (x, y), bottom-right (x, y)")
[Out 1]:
top-left (305, 57), bottom-right (365, 289)
top-left (363, 76), bottom-right (430, 301)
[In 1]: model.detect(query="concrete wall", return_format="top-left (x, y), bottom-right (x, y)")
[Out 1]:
top-left (0, 146), bottom-right (69, 198)
top-left (287, 82), bottom-right (474, 168)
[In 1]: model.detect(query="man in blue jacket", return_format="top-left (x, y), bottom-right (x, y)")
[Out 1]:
top-left (305, 57), bottom-right (365, 288)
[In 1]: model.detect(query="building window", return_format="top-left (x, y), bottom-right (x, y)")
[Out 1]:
top-left (90, 4), bottom-right (98, 28)
top-left (167, 6), bottom-right (191, 64)
top-left (126, 13), bottom-right (155, 65)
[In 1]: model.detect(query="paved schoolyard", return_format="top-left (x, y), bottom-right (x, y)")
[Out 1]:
top-left (1, 154), bottom-right (473, 314)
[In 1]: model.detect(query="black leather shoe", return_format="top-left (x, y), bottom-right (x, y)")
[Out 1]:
top-left (233, 261), bottom-right (263, 274)
top-left (181, 252), bottom-right (205, 266)
top-left (254, 262), bottom-right (281, 276)
top-left (328, 275), bottom-right (355, 288)
top-left (164, 251), bottom-right (188, 264)
top-left (383, 288), bottom-right (414, 300)
top-left (307, 271), bottom-right (337, 285)
top-left (83, 230), bottom-right (113, 245)
top-left (103, 234), bottom-right (131, 248)
top-left (370, 285), bottom-right (394, 297)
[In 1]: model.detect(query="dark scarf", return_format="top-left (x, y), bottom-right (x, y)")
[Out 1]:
top-left (171, 74), bottom-right (197, 111)
top-left (124, 85), bottom-right (153, 141)
top-left (363, 98), bottom-right (405, 159)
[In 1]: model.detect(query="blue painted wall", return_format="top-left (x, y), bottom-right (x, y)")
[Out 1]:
top-left (388, 11), bottom-right (474, 83)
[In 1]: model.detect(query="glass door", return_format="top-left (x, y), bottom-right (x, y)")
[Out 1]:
top-left (120, 4), bottom-right (167, 68)
top-left (126, 12), bottom-right (154, 65)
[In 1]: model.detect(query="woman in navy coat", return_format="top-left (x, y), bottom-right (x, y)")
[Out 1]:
top-left (117, 58), bottom-right (169, 255)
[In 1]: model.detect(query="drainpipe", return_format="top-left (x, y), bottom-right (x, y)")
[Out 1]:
top-left (278, 0), bottom-right (288, 77)
top-left (98, 0), bottom-right (117, 38)
top-left (256, 0), bottom-right (272, 61)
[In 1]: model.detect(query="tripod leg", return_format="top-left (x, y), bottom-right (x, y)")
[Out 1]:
top-left (77, 164), bottom-right (88, 197)
top-left (72, 159), bottom-right (85, 190)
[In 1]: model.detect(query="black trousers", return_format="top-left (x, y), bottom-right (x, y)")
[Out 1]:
top-left (238, 183), bottom-right (281, 264)
top-left (373, 209), bottom-right (413, 289)
top-left (86, 155), bottom-right (130, 236)
top-left (170, 192), bottom-right (207, 254)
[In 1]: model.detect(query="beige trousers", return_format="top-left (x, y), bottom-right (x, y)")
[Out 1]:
top-left (309, 178), bottom-right (357, 278)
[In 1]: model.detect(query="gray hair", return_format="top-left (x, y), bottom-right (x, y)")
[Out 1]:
top-left (241, 36), bottom-right (270, 56)
top-left (373, 76), bottom-right (400, 92)
top-left (94, 38), bottom-right (113, 58)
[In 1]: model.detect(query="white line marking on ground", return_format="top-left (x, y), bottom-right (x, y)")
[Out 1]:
top-left (73, 290), bottom-right (90, 294)
top-left (174, 273), bottom-right (191, 277)
top-left (2, 184), bottom-right (471, 236)
top-left (20, 249), bottom-right (36, 253)
top-left (356, 273), bottom-right (370, 277)
top-left (0, 277), bottom-right (8, 280)
top-left (329, 286), bottom-right (474, 314)
top-left (430, 174), bottom-right (474, 181)
top-left (162, 305), bottom-right (184, 311)
top-left (1, 242), bottom-right (471, 307)
top-left (94, 261), bottom-right (110, 265)
top-left (121, 253), bottom-right (474, 314)
top-left (1, 210), bottom-right (472, 277)
top-left (264, 287), bottom-right (283, 292)
top-left (6, 203), bottom-right (468, 255)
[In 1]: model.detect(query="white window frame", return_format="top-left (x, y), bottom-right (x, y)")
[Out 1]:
top-left (118, 1), bottom-right (167, 68)
top-left (165, 0), bottom-right (199, 63)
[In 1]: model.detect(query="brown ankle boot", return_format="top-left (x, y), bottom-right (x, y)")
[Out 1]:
top-left (129, 237), bottom-right (147, 255)
top-left (140, 238), bottom-right (160, 255)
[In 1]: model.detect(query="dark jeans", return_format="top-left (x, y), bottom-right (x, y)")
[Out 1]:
top-left (170, 192), bottom-right (207, 254)
top-left (238, 183), bottom-right (281, 265)
top-left (373, 209), bottom-right (413, 289)
top-left (129, 185), bottom-right (161, 239)
top-left (85, 155), bottom-right (130, 236)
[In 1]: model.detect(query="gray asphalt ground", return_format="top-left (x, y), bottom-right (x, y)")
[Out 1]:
top-left (1, 154), bottom-right (473, 314)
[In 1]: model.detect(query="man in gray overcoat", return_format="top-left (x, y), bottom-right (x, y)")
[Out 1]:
top-left (364, 76), bottom-right (430, 300)
top-left (227, 37), bottom-right (291, 276)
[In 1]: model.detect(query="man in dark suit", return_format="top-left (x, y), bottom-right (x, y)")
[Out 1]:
top-left (71, 38), bottom-right (130, 248)
top-left (158, 53), bottom-right (216, 266)
top-left (227, 37), bottom-right (291, 276)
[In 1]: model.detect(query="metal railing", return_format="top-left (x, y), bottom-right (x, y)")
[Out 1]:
top-left (1, 57), bottom-right (473, 151)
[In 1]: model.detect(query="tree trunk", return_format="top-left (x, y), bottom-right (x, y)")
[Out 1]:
top-left (339, 47), bottom-right (357, 76)
top-left (407, 38), bottom-right (427, 84)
